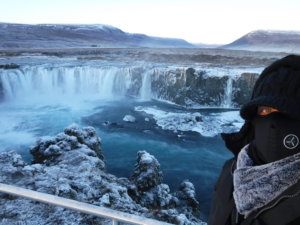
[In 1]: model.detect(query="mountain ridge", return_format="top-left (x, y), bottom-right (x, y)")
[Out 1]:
top-left (221, 30), bottom-right (300, 53)
top-left (0, 22), bottom-right (194, 49)
top-left (2, 23), bottom-right (300, 53)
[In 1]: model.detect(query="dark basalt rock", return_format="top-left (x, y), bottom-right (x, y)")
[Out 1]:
top-left (232, 72), bottom-right (259, 105)
top-left (152, 68), bottom-right (229, 107)
top-left (0, 63), bottom-right (20, 69)
top-left (151, 67), bottom-right (259, 107)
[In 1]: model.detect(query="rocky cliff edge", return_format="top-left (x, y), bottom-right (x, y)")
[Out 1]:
top-left (0, 124), bottom-right (206, 225)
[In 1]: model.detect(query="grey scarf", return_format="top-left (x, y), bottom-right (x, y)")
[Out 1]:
top-left (233, 144), bottom-right (300, 218)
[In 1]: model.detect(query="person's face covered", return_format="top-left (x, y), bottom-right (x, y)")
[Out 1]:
top-left (252, 106), bottom-right (300, 163)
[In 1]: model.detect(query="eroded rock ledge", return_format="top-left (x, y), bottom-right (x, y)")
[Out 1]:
top-left (0, 124), bottom-right (206, 225)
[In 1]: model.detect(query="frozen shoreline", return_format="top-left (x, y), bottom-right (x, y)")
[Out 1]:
top-left (135, 106), bottom-right (243, 137)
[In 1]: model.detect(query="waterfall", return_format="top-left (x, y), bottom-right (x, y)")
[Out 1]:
top-left (223, 76), bottom-right (233, 108)
top-left (0, 66), bottom-right (146, 102)
top-left (139, 70), bottom-right (152, 100)
top-left (0, 65), bottom-right (253, 107)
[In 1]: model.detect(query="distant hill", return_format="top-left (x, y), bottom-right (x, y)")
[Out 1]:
top-left (0, 22), bottom-right (194, 49)
top-left (221, 30), bottom-right (300, 53)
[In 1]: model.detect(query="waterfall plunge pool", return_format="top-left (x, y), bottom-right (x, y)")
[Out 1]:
top-left (0, 98), bottom-right (238, 221)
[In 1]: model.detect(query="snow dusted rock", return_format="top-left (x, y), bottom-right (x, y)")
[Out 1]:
top-left (0, 125), bottom-right (206, 225)
top-left (131, 151), bottom-right (163, 191)
top-left (30, 124), bottom-right (104, 164)
top-left (0, 151), bottom-right (110, 224)
top-left (64, 124), bottom-right (103, 159)
top-left (136, 183), bottom-right (175, 209)
top-left (123, 114), bottom-right (137, 123)
top-left (0, 151), bottom-right (26, 184)
top-left (128, 151), bottom-right (203, 224)
top-left (176, 181), bottom-right (199, 208)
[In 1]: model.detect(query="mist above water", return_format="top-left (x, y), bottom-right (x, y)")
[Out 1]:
top-left (0, 66), bottom-right (154, 103)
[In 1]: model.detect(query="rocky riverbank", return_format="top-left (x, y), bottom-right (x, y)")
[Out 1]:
top-left (0, 124), bottom-right (206, 225)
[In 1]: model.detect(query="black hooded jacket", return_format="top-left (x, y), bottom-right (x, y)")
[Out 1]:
top-left (209, 55), bottom-right (300, 225)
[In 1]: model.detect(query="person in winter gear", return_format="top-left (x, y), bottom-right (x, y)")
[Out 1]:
top-left (208, 55), bottom-right (300, 225)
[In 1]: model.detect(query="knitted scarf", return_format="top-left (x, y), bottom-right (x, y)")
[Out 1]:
top-left (233, 144), bottom-right (300, 218)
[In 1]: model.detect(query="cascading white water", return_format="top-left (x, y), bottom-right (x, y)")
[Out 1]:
top-left (223, 77), bottom-right (233, 108)
top-left (0, 65), bottom-right (248, 108)
top-left (139, 70), bottom-right (153, 100)
top-left (0, 66), bottom-right (154, 102)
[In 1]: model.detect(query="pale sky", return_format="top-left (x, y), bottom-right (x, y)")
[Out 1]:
top-left (1, 0), bottom-right (300, 44)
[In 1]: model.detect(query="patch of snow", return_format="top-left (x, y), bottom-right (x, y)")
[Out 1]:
top-left (123, 115), bottom-right (136, 123)
top-left (99, 193), bottom-right (111, 206)
top-left (199, 66), bottom-right (263, 78)
top-left (37, 23), bottom-right (117, 31)
top-left (140, 151), bottom-right (156, 164)
top-left (250, 30), bottom-right (300, 36)
top-left (135, 106), bottom-right (243, 137)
